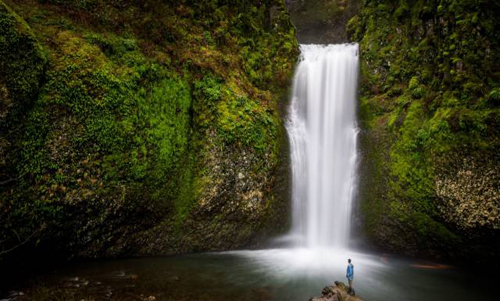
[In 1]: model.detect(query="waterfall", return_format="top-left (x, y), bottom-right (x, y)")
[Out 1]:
top-left (287, 44), bottom-right (359, 249)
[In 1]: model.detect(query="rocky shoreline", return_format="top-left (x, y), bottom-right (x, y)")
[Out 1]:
top-left (310, 281), bottom-right (365, 301)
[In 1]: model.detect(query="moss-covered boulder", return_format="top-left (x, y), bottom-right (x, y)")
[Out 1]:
top-left (0, 0), bottom-right (298, 262)
top-left (350, 0), bottom-right (500, 263)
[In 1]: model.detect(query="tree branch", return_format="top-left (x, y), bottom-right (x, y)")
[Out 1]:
top-left (0, 173), bottom-right (25, 186)
top-left (0, 229), bottom-right (41, 256)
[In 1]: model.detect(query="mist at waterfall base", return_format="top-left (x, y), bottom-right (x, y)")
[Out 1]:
top-left (3, 45), bottom-right (496, 301)
top-left (232, 44), bottom-right (367, 297)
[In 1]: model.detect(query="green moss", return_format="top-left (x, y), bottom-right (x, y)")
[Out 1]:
top-left (352, 0), bottom-right (500, 257)
top-left (0, 0), bottom-right (46, 127)
top-left (0, 1), bottom-right (49, 258)
top-left (1, 0), bottom-right (298, 260)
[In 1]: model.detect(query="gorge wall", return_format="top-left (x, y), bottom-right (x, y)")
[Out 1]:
top-left (0, 0), bottom-right (298, 263)
top-left (349, 0), bottom-right (500, 263)
top-left (2, 0), bottom-right (499, 270)
top-left (287, 0), bottom-right (360, 44)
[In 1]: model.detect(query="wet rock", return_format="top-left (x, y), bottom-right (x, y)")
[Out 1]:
top-left (309, 281), bottom-right (365, 301)
top-left (287, 0), bottom-right (361, 44)
top-left (435, 155), bottom-right (500, 231)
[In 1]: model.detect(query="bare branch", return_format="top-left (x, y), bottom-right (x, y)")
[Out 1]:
top-left (0, 229), bottom-right (41, 256)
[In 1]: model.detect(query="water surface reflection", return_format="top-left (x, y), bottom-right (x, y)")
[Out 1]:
top-left (5, 248), bottom-right (495, 301)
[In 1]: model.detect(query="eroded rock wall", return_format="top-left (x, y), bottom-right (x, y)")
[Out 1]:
top-left (0, 0), bottom-right (298, 262)
top-left (350, 0), bottom-right (500, 263)
top-left (287, 0), bottom-right (361, 44)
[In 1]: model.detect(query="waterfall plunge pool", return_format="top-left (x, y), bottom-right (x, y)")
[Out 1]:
top-left (3, 44), bottom-right (495, 301)
top-left (3, 249), bottom-right (495, 301)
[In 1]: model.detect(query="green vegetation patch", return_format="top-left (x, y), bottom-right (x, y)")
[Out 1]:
top-left (0, 0), bottom-right (298, 260)
top-left (350, 0), bottom-right (500, 256)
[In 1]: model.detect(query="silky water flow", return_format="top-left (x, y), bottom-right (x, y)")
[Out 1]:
top-left (287, 44), bottom-right (360, 249)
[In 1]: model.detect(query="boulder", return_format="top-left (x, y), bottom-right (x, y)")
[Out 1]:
top-left (309, 281), bottom-right (365, 301)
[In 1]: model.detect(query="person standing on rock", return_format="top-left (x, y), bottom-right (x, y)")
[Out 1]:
top-left (346, 258), bottom-right (354, 295)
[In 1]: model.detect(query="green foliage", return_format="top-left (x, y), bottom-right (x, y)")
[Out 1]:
top-left (84, 33), bottom-right (138, 58)
top-left (0, 1), bottom-right (49, 257)
top-left (217, 92), bottom-right (277, 152)
top-left (1, 0), bottom-right (298, 260)
top-left (352, 0), bottom-right (500, 254)
top-left (0, 0), bottom-right (46, 128)
top-left (489, 88), bottom-right (500, 102)
top-left (411, 86), bottom-right (426, 99)
top-left (3, 25), bottom-right (195, 256)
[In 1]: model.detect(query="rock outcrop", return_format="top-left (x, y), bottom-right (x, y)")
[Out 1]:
top-left (350, 0), bottom-right (500, 263)
top-left (0, 0), bottom-right (298, 264)
top-left (287, 0), bottom-right (361, 44)
top-left (310, 281), bottom-right (365, 301)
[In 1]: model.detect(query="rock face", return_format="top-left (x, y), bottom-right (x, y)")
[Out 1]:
top-left (0, 0), bottom-right (298, 263)
top-left (0, 0), bottom-right (46, 189)
top-left (435, 154), bottom-right (500, 232)
top-left (287, 0), bottom-right (361, 44)
top-left (349, 0), bottom-right (500, 263)
top-left (310, 282), bottom-right (365, 301)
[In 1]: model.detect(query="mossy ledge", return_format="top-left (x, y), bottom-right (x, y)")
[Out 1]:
top-left (0, 0), bottom-right (299, 264)
top-left (350, 0), bottom-right (500, 263)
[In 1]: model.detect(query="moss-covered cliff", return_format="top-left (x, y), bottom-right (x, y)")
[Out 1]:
top-left (0, 0), bottom-right (298, 262)
top-left (349, 0), bottom-right (500, 262)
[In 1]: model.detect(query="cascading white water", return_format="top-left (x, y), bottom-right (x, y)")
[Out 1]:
top-left (287, 44), bottom-right (359, 249)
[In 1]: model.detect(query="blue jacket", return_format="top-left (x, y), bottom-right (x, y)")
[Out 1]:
top-left (346, 263), bottom-right (354, 280)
